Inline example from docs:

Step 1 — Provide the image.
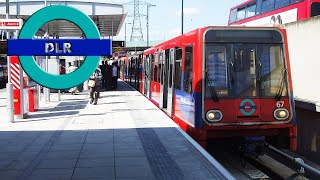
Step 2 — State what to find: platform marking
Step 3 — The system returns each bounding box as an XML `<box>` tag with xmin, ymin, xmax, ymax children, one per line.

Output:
<box><xmin>137</xmin><ymin>128</ymin><xmax>184</xmax><ymax>180</ymax></box>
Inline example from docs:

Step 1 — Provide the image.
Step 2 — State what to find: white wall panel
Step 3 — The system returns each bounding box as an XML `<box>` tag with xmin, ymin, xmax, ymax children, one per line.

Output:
<box><xmin>281</xmin><ymin>16</ymin><xmax>320</xmax><ymax>104</ymax></box>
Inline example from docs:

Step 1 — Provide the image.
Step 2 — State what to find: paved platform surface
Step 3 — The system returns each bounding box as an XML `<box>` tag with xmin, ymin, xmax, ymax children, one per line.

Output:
<box><xmin>0</xmin><ymin>81</ymin><xmax>233</xmax><ymax>180</ymax></box>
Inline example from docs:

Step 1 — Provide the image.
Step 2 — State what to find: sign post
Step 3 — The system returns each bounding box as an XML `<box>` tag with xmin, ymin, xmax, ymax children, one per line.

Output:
<box><xmin>2</xmin><ymin>0</ymin><xmax>23</xmax><ymax>123</ymax></box>
<box><xmin>7</xmin><ymin>5</ymin><xmax>112</xmax><ymax>90</ymax></box>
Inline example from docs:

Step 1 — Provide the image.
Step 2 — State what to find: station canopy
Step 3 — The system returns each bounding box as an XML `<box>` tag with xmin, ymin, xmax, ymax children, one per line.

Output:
<box><xmin>0</xmin><ymin>0</ymin><xmax>127</xmax><ymax>37</ymax></box>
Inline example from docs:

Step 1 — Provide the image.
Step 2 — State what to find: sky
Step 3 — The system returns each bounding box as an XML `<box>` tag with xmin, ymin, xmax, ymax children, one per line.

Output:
<box><xmin>114</xmin><ymin>0</ymin><xmax>245</xmax><ymax>42</ymax></box>
<box><xmin>0</xmin><ymin>0</ymin><xmax>246</xmax><ymax>41</ymax></box>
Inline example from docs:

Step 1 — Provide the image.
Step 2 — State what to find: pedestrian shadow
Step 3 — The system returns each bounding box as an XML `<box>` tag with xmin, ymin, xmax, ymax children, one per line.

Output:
<box><xmin>77</xmin><ymin>112</ymin><xmax>113</xmax><ymax>117</ymax></box>
<box><xmin>26</xmin><ymin>111</ymin><xmax>80</xmax><ymax>119</ymax></box>
<box><xmin>98</xmin><ymin>102</ymin><xmax>127</xmax><ymax>105</ymax></box>
<box><xmin>21</xmin><ymin>100</ymin><xmax>89</xmax><ymax>121</ymax></box>
<box><xmin>111</xmin><ymin>108</ymin><xmax>156</xmax><ymax>112</ymax></box>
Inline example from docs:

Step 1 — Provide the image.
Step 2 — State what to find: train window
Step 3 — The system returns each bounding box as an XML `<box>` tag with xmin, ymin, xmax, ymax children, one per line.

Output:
<box><xmin>311</xmin><ymin>3</ymin><xmax>320</xmax><ymax>17</ymax></box>
<box><xmin>261</xmin><ymin>0</ymin><xmax>275</xmax><ymax>14</ymax></box>
<box><xmin>164</xmin><ymin>49</ymin><xmax>170</xmax><ymax>85</ymax></box>
<box><xmin>237</xmin><ymin>8</ymin><xmax>246</xmax><ymax>20</ymax></box>
<box><xmin>151</xmin><ymin>54</ymin><xmax>156</xmax><ymax>82</ymax></box>
<box><xmin>158</xmin><ymin>53</ymin><xmax>162</xmax><ymax>83</ymax></box>
<box><xmin>275</xmin><ymin>0</ymin><xmax>289</xmax><ymax>9</ymax></box>
<box><xmin>234</xmin><ymin>45</ymin><xmax>258</xmax><ymax>98</ymax></box>
<box><xmin>183</xmin><ymin>45</ymin><xmax>193</xmax><ymax>93</ymax></box>
<box><xmin>153</xmin><ymin>64</ymin><xmax>158</xmax><ymax>82</ymax></box>
<box><xmin>169</xmin><ymin>63</ymin><xmax>173</xmax><ymax>88</ymax></box>
<box><xmin>175</xmin><ymin>48</ymin><xmax>182</xmax><ymax>90</ymax></box>
<box><xmin>205</xmin><ymin>44</ymin><xmax>230</xmax><ymax>98</ymax></box>
<box><xmin>259</xmin><ymin>45</ymin><xmax>288</xmax><ymax>97</ymax></box>
<box><xmin>229</xmin><ymin>9</ymin><xmax>237</xmax><ymax>23</ymax></box>
<box><xmin>246</xmin><ymin>4</ymin><xmax>257</xmax><ymax>18</ymax></box>
<box><xmin>290</xmin><ymin>0</ymin><xmax>303</xmax><ymax>4</ymax></box>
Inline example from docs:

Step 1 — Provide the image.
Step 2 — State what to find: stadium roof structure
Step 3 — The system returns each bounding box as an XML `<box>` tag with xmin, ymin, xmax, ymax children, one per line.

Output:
<box><xmin>0</xmin><ymin>0</ymin><xmax>127</xmax><ymax>37</ymax></box>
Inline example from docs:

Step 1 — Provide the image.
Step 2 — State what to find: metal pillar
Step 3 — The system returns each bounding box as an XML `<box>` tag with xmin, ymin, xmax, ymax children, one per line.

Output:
<box><xmin>146</xmin><ymin>4</ymin><xmax>155</xmax><ymax>47</ymax></box>
<box><xmin>56</xmin><ymin>34</ymin><xmax>61</xmax><ymax>101</ymax></box>
<box><xmin>43</xmin><ymin>0</ymin><xmax>50</xmax><ymax>103</ymax></box>
<box><xmin>125</xmin><ymin>23</ymin><xmax>131</xmax><ymax>47</ymax></box>
<box><xmin>147</xmin><ymin>5</ymin><xmax>149</xmax><ymax>47</ymax></box>
<box><xmin>111</xmin><ymin>19</ymin><xmax>114</xmax><ymax>41</ymax></box>
<box><xmin>6</xmin><ymin>0</ymin><xmax>14</xmax><ymax>123</ymax></box>
<box><xmin>181</xmin><ymin>0</ymin><xmax>184</xmax><ymax>34</ymax></box>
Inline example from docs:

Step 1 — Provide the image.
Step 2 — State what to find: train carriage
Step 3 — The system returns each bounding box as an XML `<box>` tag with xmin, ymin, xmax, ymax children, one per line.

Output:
<box><xmin>140</xmin><ymin>26</ymin><xmax>297</xmax><ymax>151</ymax></box>
<box><xmin>228</xmin><ymin>0</ymin><xmax>320</xmax><ymax>26</ymax></box>
<box><xmin>119</xmin><ymin>51</ymin><xmax>143</xmax><ymax>90</ymax></box>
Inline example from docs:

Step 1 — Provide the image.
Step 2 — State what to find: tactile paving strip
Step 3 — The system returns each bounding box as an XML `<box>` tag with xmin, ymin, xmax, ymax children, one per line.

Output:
<box><xmin>137</xmin><ymin>128</ymin><xmax>184</xmax><ymax>180</ymax></box>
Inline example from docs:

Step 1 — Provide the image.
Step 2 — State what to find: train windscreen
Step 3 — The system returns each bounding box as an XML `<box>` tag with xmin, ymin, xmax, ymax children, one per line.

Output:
<box><xmin>204</xmin><ymin>29</ymin><xmax>288</xmax><ymax>99</ymax></box>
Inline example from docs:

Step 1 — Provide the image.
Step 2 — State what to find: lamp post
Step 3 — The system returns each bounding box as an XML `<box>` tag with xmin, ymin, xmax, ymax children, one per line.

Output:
<box><xmin>181</xmin><ymin>0</ymin><xmax>184</xmax><ymax>34</ymax></box>
<box><xmin>125</xmin><ymin>22</ymin><xmax>131</xmax><ymax>47</ymax></box>
<box><xmin>147</xmin><ymin>4</ymin><xmax>156</xmax><ymax>47</ymax></box>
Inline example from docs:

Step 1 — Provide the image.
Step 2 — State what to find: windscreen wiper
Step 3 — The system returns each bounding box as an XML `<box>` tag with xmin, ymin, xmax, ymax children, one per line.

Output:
<box><xmin>275</xmin><ymin>69</ymin><xmax>288</xmax><ymax>101</ymax></box>
<box><xmin>205</xmin><ymin>71</ymin><xmax>219</xmax><ymax>102</ymax></box>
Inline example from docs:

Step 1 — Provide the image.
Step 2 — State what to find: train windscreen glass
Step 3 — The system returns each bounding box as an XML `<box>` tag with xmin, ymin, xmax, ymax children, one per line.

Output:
<box><xmin>205</xmin><ymin>29</ymin><xmax>288</xmax><ymax>99</ymax></box>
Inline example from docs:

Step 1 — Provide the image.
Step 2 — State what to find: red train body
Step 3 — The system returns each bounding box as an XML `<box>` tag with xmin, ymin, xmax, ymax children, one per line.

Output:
<box><xmin>120</xmin><ymin>26</ymin><xmax>297</xmax><ymax>151</ymax></box>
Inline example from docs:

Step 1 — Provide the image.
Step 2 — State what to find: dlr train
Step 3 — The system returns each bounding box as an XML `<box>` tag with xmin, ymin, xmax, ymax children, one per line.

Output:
<box><xmin>119</xmin><ymin>26</ymin><xmax>297</xmax><ymax>152</ymax></box>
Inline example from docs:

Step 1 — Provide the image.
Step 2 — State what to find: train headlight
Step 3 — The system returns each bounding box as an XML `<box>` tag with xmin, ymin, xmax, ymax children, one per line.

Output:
<box><xmin>206</xmin><ymin>110</ymin><xmax>223</xmax><ymax>122</ymax></box>
<box><xmin>274</xmin><ymin>108</ymin><xmax>289</xmax><ymax>120</ymax></box>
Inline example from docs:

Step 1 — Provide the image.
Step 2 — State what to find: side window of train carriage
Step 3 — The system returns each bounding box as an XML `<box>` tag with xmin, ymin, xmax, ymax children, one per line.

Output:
<box><xmin>153</xmin><ymin>54</ymin><xmax>158</xmax><ymax>82</ymax></box>
<box><xmin>175</xmin><ymin>48</ymin><xmax>183</xmax><ymax>90</ymax></box>
<box><xmin>157</xmin><ymin>53</ymin><xmax>161</xmax><ymax>83</ymax></box>
<box><xmin>183</xmin><ymin>45</ymin><xmax>193</xmax><ymax>94</ymax></box>
<box><xmin>205</xmin><ymin>44</ymin><xmax>230</xmax><ymax>98</ymax></box>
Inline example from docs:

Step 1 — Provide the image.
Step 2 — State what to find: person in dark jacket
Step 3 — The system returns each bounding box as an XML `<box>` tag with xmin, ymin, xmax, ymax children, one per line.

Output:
<box><xmin>89</xmin><ymin>67</ymin><xmax>102</xmax><ymax>105</ymax></box>
<box><xmin>100</xmin><ymin>61</ymin><xmax>107</xmax><ymax>90</ymax></box>
<box><xmin>106</xmin><ymin>63</ymin><xmax>113</xmax><ymax>90</ymax></box>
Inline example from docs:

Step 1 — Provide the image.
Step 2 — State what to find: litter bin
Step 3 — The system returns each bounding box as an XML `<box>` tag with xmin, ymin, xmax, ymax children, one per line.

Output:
<box><xmin>28</xmin><ymin>88</ymin><xmax>39</xmax><ymax>112</ymax></box>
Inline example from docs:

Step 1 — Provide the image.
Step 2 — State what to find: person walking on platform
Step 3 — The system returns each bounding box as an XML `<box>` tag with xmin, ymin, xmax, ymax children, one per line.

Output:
<box><xmin>88</xmin><ymin>67</ymin><xmax>102</xmax><ymax>105</ymax></box>
<box><xmin>100</xmin><ymin>61</ymin><xmax>107</xmax><ymax>90</ymax></box>
<box><xmin>67</xmin><ymin>62</ymin><xmax>78</xmax><ymax>95</ymax></box>
<box><xmin>112</xmin><ymin>63</ymin><xmax>118</xmax><ymax>90</ymax></box>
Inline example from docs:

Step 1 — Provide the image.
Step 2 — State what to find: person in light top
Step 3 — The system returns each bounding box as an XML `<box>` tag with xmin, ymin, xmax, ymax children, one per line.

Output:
<box><xmin>111</xmin><ymin>63</ymin><xmax>118</xmax><ymax>90</ymax></box>
<box><xmin>67</xmin><ymin>62</ymin><xmax>78</xmax><ymax>95</ymax></box>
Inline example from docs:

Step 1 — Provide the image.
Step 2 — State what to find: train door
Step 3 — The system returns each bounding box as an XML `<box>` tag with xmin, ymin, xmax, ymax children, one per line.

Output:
<box><xmin>160</xmin><ymin>50</ymin><xmax>169</xmax><ymax>109</ymax></box>
<box><xmin>144</xmin><ymin>55</ymin><xmax>152</xmax><ymax>98</ymax></box>
<box><xmin>234</xmin><ymin>45</ymin><xmax>261</xmax><ymax>119</ymax></box>
<box><xmin>167</xmin><ymin>48</ymin><xmax>175</xmax><ymax>116</ymax></box>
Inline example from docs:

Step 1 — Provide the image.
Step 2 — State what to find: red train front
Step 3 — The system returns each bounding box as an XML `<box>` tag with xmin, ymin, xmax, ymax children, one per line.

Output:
<box><xmin>137</xmin><ymin>26</ymin><xmax>297</xmax><ymax>151</ymax></box>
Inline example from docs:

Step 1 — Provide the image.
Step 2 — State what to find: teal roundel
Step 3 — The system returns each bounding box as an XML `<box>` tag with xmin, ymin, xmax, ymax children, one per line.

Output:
<box><xmin>18</xmin><ymin>5</ymin><xmax>100</xmax><ymax>89</ymax></box>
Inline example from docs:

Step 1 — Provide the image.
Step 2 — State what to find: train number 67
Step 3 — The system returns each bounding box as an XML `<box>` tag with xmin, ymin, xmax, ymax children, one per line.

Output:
<box><xmin>276</xmin><ymin>101</ymin><xmax>285</xmax><ymax>108</ymax></box>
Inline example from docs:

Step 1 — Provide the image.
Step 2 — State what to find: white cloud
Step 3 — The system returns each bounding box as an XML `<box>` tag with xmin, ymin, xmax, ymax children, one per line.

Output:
<box><xmin>175</xmin><ymin>8</ymin><xmax>200</xmax><ymax>17</ymax></box>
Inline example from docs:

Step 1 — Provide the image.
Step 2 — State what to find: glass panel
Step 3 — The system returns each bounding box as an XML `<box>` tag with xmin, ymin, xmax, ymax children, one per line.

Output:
<box><xmin>229</xmin><ymin>9</ymin><xmax>237</xmax><ymax>23</ymax></box>
<box><xmin>311</xmin><ymin>3</ymin><xmax>320</xmax><ymax>17</ymax></box>
<box><xmin>275</xmin><ymin>0</ymin><xmax>290</xmax><ymax>9</ymax></box>
<box><xmin>234</xmin><ymin>45</ymin><xmax>258</xmax><ymax>97</ymax></box>
<box><xmin>158</xmin><ymin>56</ymin><xmax>162</xmax><ymax>83</ymax></box>
<box><xmin>261</xmin><ymin>0</ymin><xmax>275</xmax><ymax>13</ymax></box>
<box><xmin>237</xmin><ymin>8</ymin><xmax>246</xmax><ymax>20</ymax></box>
<box><xmin>246</xmin><ymin>4</ymin><xmax>257</xmax><ymax>18</ymax></box>
<box><xmin>153</xmin><ymin>65</ymin><xmax>158</xmax><ymax>81</ymax></box>
<box><xmin>183</xmin><ymin>46</ymin><xmax>193</xmax><ymax>93</ymax></box>
<box><xmin>258</xmin><ymin>45</ymin><xmax>288</xmax><ymax>97</ymax></box>
<box><xmin>205</xmin><ymin>44</ymin><xmax>231</xmax><ymax>98</ymax></box>
<box><xmin>290</xmin><ymin>0</ymin><xmax>303</xmax><ymax>4</ymax></box>
<box><xmin>175</xmin><ymin>48</ymin><xmax>182</xmax><ymax>90</ymax></box>
<box><xmin>169</xmin><ymin>64</ymin><xmax>173</xmax><ymax>88</ymax></box>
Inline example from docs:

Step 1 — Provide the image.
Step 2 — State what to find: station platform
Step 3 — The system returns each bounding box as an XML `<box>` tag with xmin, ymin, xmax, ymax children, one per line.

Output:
<box><xmin>0</xmin><ymin>81</ymin><xmax>234</xmax><ymax>180</ymax></box>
